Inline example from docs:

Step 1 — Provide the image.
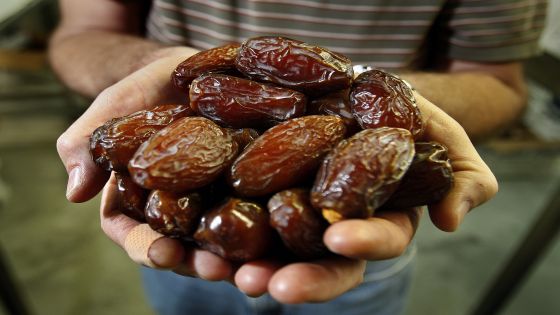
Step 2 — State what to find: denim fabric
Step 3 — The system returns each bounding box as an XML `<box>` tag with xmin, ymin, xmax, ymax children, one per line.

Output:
<box><xmin>141</xmin><ymin>245</ymin><xmax>416</xmax><ymax>315</ymax></box>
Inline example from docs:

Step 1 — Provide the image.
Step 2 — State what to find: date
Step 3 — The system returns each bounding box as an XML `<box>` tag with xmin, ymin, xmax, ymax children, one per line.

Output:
<box><xmin>171</xmin><ymin>43</ymin><xmax>240</xmax><ymax>92</ymax></box>
<box><xmin>226</xmin><ymin>128</ymin><xmax>260</xmax><ymax>150</ymax></box>
<box><xmin>268</xmin><ymin>188</ymin><xmax>330</xmax><ymax>260</ymax></box>
<box><xmin>190</xmin><ymin>74</ymin><xmax>307</xmax><ymax>128</ymax></box>
<box><xmin>115</xmin><ymin>172</ymin><xmax>149</xmax><ymax>222</ymax></box>
<box><xmin>382</xmin><ymin>142</ymin><xmax>454</xmax><ymax>209</ymax></box>
<box><xmin>311</xmin><ymin>127</ymin><xmax>415</xmax><ymax>223</ymax></box>
<box><xmin>235</xmin><ymin>36</ymin><xmax>353</xmax><ymax>96</ymax></box>
<box><xmin>145</xmin><ymin>190</ymin><xmax>203</xmax><ymax>239</ymax></box>
<box><xmin>350</xmin><ymin>70</ymin><xmax>423</xmax><ymax>139</ymax></box>
<box><xmin>194</xmin><ymin>198</ymin><xmax>274</xmax><ymax>262</ymax></box>
<box><xmin>128</xmin><ymin>117</ymin><xmax>239</xmax><ymax>192</ymax></box>
<box><xmin>90</xmin><ymin>105</ymin><xmax>194</xmax><ymax>172</ymax></box>
<box><xmin>230</xmin><ymin>115</ymin><xmax>346</xmax><ymax>197</ymax></box>
<box><xmin>308</xmin><ymin>89</ymin><xmax>361</xmax><ymax>135</ymax></box>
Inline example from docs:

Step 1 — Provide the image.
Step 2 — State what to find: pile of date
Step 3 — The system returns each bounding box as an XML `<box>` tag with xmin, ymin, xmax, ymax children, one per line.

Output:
<box><xmin>90</xmin><ymin>36</ymin><xmax>454</xmax><ymax>262</ymax></box>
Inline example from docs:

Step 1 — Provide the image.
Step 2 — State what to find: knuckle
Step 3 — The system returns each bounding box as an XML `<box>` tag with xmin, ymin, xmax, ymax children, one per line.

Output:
<box><xmin>56</xmin><ymin>133</ymin><xmax>75</xmax><ymax>159</ymax></box>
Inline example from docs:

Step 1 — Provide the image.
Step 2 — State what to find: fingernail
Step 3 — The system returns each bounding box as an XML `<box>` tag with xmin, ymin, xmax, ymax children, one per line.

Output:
<box><xmin>66</xmin><ymin>167</ymin><xmax>82</xmax><ymax>199</ymax></box>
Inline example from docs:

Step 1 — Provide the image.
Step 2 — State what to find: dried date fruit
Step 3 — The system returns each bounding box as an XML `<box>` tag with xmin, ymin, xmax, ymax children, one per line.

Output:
<box><xmin>226</xmin><ymin>128</ymin><xmax>260</xmax><ymax>150</ymax></box>
<box><xmin>190</xmin><ymin>74</ymin><xmax>306</xmax><ymax>128</ymax></box>
<box><xmin>350</xmin><ymin>70</ymin><xmax>423</xmax><ymax>139</ymax></box>
<box><xmin>194</xmin><ymin>198</ymin><xmax>274</xmax><ymax>262</ymax></box>
<box><xmin>311</xmin><ymin>127</ymin><xmax>415</xmax><ymax>223</ymax></box>
<box><xmin>115</xmin><ymin>173</ymin><xmax>149</xmax><ymax>222</ymax></box>
<box><xmin>382</xmin><ymin>142</ymin><xmax>453</xmax><ymax>209</ymax></box>
<box><xmin>145</xmin><ymin>190</ymin><xmax>203</xmax><ymax>239</ymax></box>
<box><xmin>90</xmin><ymin>105</ymin><xmax>194</xmax><ymax>172</ymax></box>
<box><xmin>309</xmin><ymin>89</ymin><xmax>361</xmax><ymax>135</ymax></box>
<box><xmin>230</xmin><ymin>115</ymin><xmax>346</xmax><ymax>197</ymax></box>
<box><xmin>235</xmin><ymin>36</ymin><xmax>353</xmax><ymax>96</ymax></box>
<box><xmin>171</xmin><ymin>43</ymin><xmax>240</xmax><ymax>92</ymax></box>
<box><xmin>128</xmin><ymin>117</ymin><xmax>239</xmax><ymax>192</ymax></box>
<box><xmin>268</xmin><ymin>188</ymin><xmax>330</xmax><ymax>260</ymax></box>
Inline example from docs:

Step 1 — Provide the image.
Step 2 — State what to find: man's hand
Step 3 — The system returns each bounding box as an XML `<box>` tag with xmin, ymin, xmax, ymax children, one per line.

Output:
<box><xmin>56</xmin><ymin>55</ymin><xmax>497</xmax><ymax>303</ymax></box>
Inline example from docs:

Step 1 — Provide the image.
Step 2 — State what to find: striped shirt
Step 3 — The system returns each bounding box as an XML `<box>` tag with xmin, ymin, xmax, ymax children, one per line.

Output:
<box><xmin>146</xmin><ymin>0</ymin><xmax>547</xmax><ymax>71</ymax></box>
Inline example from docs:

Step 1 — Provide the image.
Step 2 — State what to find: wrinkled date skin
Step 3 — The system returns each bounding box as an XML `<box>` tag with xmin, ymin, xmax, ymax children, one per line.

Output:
<box><xmin>235</xmin><ymin>36</ymin><xmax>353</xmax><ymax>96</ymax></box>
<box><xmin>145</xmin><ymin>190</ymin><xmax>204</xmax><ymax>239</ymax></box>
<box><xmin>128</xmin><ymin>117</ymin><xmax>239</xmax><ymax>192</ymax></box>
<box><xmin>309</xmin><ymin>89</ymin><xmax>361</xmax><ymax>135</ymax></box>
<box><xmin>268</xmin><ymin>188</ymin><xmax>330</xmax><ymax>260</ymax></box>
<box><xmin>230</xmin><ymin>115</ymin><xmax>346</xmax><ymax>197</ymax></box>
<box><xmin>171</xmin><ymin>43</ymin><xmax>240</xmax><ymax>92</ymax></box>
<box><xmin>226</xmin><ymin>128</ymin><xmax>260</xmax><ymax>150</ymax></box>
<box><xmin>311</xmin><ymin>127</ymin><xmax>415</xmax><ymax>223</ymax></box>
<box><xmin>90</xmin><ymin>105</ymin><xmax>194</xmax><ymax>172</ymax></box>
<box><xmin>382</xmin><ymin>142</ymin><xmax>454</xmax><ymax>209</ymax></box>
<box><xmin>115</xmin><ymin>173</ymin><xmax>149</xmax><ymax>222</ymax></box>
<box><xmin>350</xmin><ymin>70</ymin><xmax>423</xmax><ymax>139</ymax></box>
<box><xmin>194</xmin><ymin>198</ymin><xmax>274</xmax><ymax>262</ymax></box>
<box><xmin>190</xmin><ymin>74</ymin><xmax>307</xmax><ymax>128</ymax></box>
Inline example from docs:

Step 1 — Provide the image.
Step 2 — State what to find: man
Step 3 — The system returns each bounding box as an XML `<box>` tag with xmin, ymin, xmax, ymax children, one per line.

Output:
<box><xmin>49</xmin><ymin>0</ymin><xmax>544</xmax><ymax>313</ymax></box>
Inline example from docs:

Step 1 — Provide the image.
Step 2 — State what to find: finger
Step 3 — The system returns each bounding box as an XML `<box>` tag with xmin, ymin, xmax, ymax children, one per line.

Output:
<box><xmin>101</xmin><ymin>173</ymin><xmax>233</xmax><ymax>279</ymax></box>
<box><xmin>173</xmin><ymin>248</ymin><xmax>234</xmax><ymax>281</ymax></box>
<box><xmin>58</xmin><ymin>55</ymin><xmax>189</xmax><ymax>202</ymax></box>
<box><xmin>416</xmin><ymin>93</ymin><xmax>498</xmax><ymax>231</ymax></box>
<box><xmin>234</xmin><ymin>260</ymin><xmax>285</xmax><ymax>297</ymax></box>
<box><xmin>323</xmin><ymin>208</ymin><xmax>422</xmax><ymax>260</ymax></box>
<box><xmin>100</xmin><ymin>174</ymin><xmax>184</xmax><ymax>269</ymax></box>
<box><xmin>268</xmin><ymin>258</ymin><xmax>366</xmax><ymax>304</ymax></box>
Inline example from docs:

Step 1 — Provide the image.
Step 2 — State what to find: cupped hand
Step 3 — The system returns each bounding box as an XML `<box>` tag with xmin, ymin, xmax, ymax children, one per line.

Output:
<box><xmin>57</xmin><ymin>53</ymin><xmax>497</xmax><ymax>305</ymax></box>
<box><xmin>234</xmin><ymin>92</ymin><xmax>498</xmax><ymax>303</ymax></box>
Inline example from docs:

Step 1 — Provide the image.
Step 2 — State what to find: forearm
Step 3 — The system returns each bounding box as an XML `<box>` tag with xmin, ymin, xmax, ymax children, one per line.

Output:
<box><xmin>48</xmin><ymin>31</ymin><xmax>197</xmax><ymax>98</ymax></box>
<box><xmin>400</xmin><ymin>71</ymin><xmax>526</xmax><ymax>141</ymax></box>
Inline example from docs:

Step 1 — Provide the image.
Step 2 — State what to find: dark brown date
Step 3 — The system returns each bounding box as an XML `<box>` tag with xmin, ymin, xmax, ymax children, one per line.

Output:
<box><xmin>90</xmin><ymin>105</ymin><xmax>194</xmax><ymax>172</ymax></box>
<box><xmin>190</xmin><ymin>74</ymin><xmax>307</xmax><ymax>128</ymax></box>
<box><xmin>311</xmin><ymin>127</ymin><xmax>415</xmax><ymax>223</ymax></box>
<box><xmin>115</xmin><ymin>173</ymin><xmax>149</xmax><ymax>222</ymax></box>
<box><xmin>309</xmin><ymin>89</ymin><xmax>361</xmax><ymax>135</ymax></box>
<box><xmin>171</xmin><ymin>43</ymin><xmax>240</xmax><ymax>92</ymax></box>
<box><xmin>145</xmin><ymin>190</ymin><xmax>203</xmax><ymax>239</ymax></box>
<box><xmin>382</xmin><ymin>142</ymin><xmax>454</xmax><ymax>209</ymax></box>
<box><xmin>268</xmin><ymin>188</ymin><xmax>330</xmax><ymax>260</ymax></box>
<box><xmin>194</xmin><ymin>198</ymin><xmax>274</xmax><ymax>262</ymax></box>
<box><xmin>235</xmin><ymin>36</ymin><xmax>353</xmax><ymax>96</ymax></box>
<box><xmin>350</xmin><ymin>70</ymin><xmax>423</xmax><ymax>139</ymax></box>
<box><xmin>226</xmin><ymin>128</ymin><xmax>260</xmax><ymax>150</ymax></box>
<box><xmin>128</xmin><ymin>117</ymin><xmax>239</xmax><ymax>192</ymax></box>
<box><xmin>230</xmin><ymin>115</ymin><xmax>346</xmax><ymax>197</ymax></box>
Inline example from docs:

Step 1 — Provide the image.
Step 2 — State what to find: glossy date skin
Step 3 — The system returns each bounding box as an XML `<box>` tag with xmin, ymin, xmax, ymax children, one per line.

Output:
<box><xmin>308</xmin><ymin>89</ymin><xmax>361</xmax><ymax>135</ymax></box>
<box><xmin>311</xmin><ymin>127</ymin><xmax>415</xmax><ymax>223</ymax></box>
<box><xmin>194</xmin><ymin>198</ymin><xmax>274</xmax><ymax>262</ymax></box>
<box><xmin>350</xmin><ymin>70</ymin><xmax>423</xmax><ymax>139</ymax></box>
<box><xmin>230</xmin><ymin>115</ymin><xmax>346</xmax><ymax>197</ymax></box>
<box><xmin>268</xmin><ymin>188</ymin><xmax>330</xmax><ymax>260</ymax></box>
<box><xmin>128</xmin><ymin>117</ymin><xmax>239</xmax><ymax>192</ymax></box>
<box><xmin>382</xmin><ymin>142</ymin><xmax>454</xmax><ymax>209</ymax></box>
<box><xmin>190</xmin><ymin>74</ymin><xmax>307</xmax><ymax>128</ymax></box>
<box><xmin>171</xmin><ymin>43</ymin><xmax>240</xmax><ymax>92</ymax></box>
<box><xmin>90</xmin><ymin>105</ymin><xmax>194</xmax><ymax>172</ymax></box>
<box><xmin>235</xmin><ymin>36</ymin><xmax>353</xmax><ymax>97</ymax></box>
<box><xmin>115</xmin><ymin>172</ymin><xmax>149</xmax><ymax>222</ymax></box>
<box><xmin>145</xmin><ymin>190</ymin><xmax>204</xmax><ymax>239</ymax></box>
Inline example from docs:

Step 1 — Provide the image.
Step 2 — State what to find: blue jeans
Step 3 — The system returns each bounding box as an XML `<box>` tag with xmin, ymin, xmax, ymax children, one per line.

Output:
<box><xmin>141</xmin><ymin>245</ymin><xmax>416</xmax><ymax>315</ymax></box>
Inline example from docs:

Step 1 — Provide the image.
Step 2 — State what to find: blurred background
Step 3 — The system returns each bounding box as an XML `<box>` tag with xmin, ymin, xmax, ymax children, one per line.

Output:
<box><xmin>0</xmin><ymin>1</ymin><xmax>559</xmax><ymax>314</ymax></box>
